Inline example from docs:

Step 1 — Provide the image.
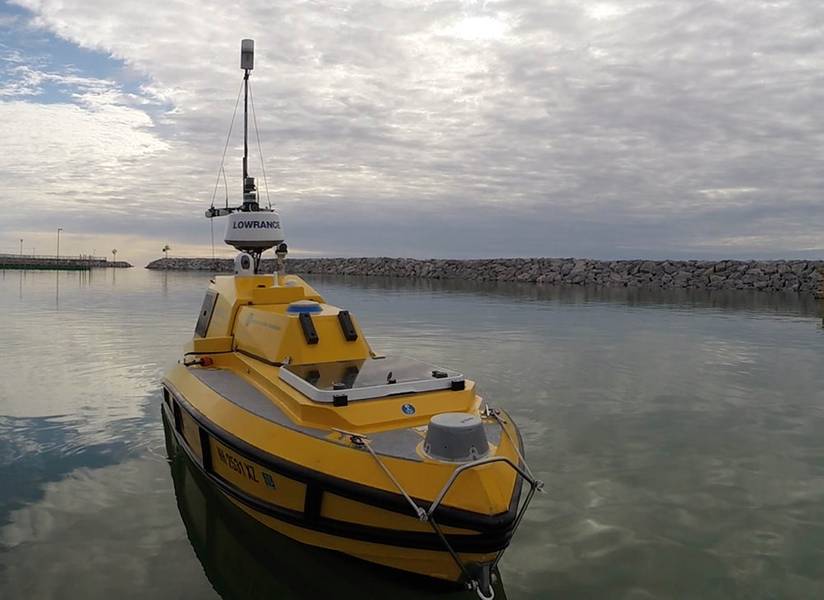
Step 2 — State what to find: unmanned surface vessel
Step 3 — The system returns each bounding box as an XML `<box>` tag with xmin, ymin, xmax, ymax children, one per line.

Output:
<box><xmin>161</xmin><ymin>39</ymin><xmax>542</xmax><ymax>598</ymax></box>
<box><xmin>164</xmin><ymin>418</ymin><xmax>510</xmax><ymax>600</ymax></box>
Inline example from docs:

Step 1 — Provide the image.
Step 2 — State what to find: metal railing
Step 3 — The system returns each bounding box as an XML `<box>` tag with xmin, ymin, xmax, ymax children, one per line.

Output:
<box><xmin>337</xmin><ymin>425</ymin><xmax>544</xmax><ymax>600</ymax></box>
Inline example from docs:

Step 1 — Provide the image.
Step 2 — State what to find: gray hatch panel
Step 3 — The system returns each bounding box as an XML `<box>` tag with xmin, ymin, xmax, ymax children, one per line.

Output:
<box><xmin>190</xmin><ymin>368</ymin><xmax>326</xmax><ymax>439</ymax></box>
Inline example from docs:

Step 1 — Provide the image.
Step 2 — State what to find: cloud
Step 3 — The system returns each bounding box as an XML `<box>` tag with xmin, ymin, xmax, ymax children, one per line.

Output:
<box><xmin>2</xmin><ymin>0</ymin><xmax>824</xmax><ymax>262</ymax></box>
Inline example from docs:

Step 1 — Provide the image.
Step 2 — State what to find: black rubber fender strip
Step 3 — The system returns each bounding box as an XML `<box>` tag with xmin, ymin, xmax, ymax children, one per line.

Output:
<box><xmin>299</xmin><ymin>312</ymin><xmax>319</xmax><ymax>345</ymax></box>
<box><xmin>337</xmin><ymin>310</ymin><xmax>358</xmax><ymax>341</ymax></box>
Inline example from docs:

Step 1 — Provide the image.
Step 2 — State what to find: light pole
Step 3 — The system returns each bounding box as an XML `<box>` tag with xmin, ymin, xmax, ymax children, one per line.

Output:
<box><xmin>112</xmin><ymin>249</ymin><xmax>117</xmax><ymax>263</ymax></box>
<box><xmin>19</xmin><ymin>238</ymin><xmax>23</xmax><ymax>256</ymax></box>
<box><xmin>57</xmin><ymin>228</ymin><xmax>63</xmax><ymax>259</ymax></box>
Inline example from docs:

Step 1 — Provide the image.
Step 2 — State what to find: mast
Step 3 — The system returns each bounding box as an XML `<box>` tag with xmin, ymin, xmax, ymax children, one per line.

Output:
<box><xmin>206</xmin><ymin>40</ymin><xmax>285</xmax><ymax>277</ymax></box>
<box><xmin>240</xmin><ymin>39</ymin><xmax>257</xmax><ymax>211</ymax></box>
<box><xmin>243</xmin><ymin>68</ymin><xmax>249</xmax><ymax>187</ymax></box>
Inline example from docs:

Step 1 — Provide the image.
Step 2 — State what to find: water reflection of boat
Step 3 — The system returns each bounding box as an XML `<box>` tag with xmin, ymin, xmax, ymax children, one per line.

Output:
<box><xmin>163</xmin><ymin>414</ymin><xmax>508</xmax><ymax>600</ymax></box>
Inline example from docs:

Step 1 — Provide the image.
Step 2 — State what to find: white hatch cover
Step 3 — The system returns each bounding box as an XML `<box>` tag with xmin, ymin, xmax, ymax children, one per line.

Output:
<box><xmin>279</xmin><ymin>356</ymin><xmax>465</xmax><ymax>403</ymax></box>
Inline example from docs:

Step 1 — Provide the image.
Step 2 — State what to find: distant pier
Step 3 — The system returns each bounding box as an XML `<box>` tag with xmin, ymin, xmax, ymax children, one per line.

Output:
<box><xmin>0</xmin><ymin>254</ymin><xmax>133</xmax><ymax>271</ymax></box>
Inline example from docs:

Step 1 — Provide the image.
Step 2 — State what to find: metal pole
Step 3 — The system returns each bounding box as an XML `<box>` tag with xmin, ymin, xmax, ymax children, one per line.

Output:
<box><xmin>57</xmin><ymin>228</ymin><xmax>63</xmax><ymax>259</ymax></box>
<box><xmin>19</xmin><ymin>239</ymin><xmax>23</xmax><ymax>256</ymax></box>
<box><xmin>243</xmin><ymin>69</ymin><xmax>249</xmax><ymax>189</ymax></box>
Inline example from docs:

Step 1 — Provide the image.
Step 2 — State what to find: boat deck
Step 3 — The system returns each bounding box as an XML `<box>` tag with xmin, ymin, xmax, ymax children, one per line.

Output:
<box><xmin>189</xmin><ymin>367</ymin><xmax>501</xmax><ymax>462</ymax></box>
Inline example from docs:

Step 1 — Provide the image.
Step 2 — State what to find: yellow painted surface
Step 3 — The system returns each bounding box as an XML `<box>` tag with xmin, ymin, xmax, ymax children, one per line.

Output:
<box><xmin>320</xmin><ymin>492</ymin><xmax>475</xmax><ymax>534</ymax></box>
<box><xmin>232</xmin><ymin>307</ymin><xmax>290</xmax><ymax>363</ymax></box>
<box><xmin>229</xmin><ymin>495</ymin><xmax>498</xmax><ymax>582</ymax></box>
<box><xmin>191</xmin><ymin>336</ymin><xmax>233</xmax><ymax>353</ymax></box>
<box><xmin>203</xmin><ymin>274</ymin><xmax>324</xmax><ymax>339</ymax></box>
<box><xmin>200</xmin><ymin>273</ymin><xmax>371</xmax><ymax>365</ymax></box>
<box><xmin>250</xmin><ymin>285</ymin><xmax>305</xmax><ymax>305</ymax></box>
<box><xmin>166</xmin><ymin>271</ymin><xmax>525</xmax><ymax>578</ymax></box>
<box><xmin>167</xmin><ymin>364</ymin><xmax>517</xmax><ymax>516</ymax></box>
<box><xmin>210</xmin><ymin>438</ymin><xmax>306</xmax><ymax>512</ymax></box>
<box><xmin>233</xmin><ymin>304</ymin><xmax>371</xmax><ymax>365</ymax></box>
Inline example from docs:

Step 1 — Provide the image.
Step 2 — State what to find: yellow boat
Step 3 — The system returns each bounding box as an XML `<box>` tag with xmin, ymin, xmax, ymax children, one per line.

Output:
<box><xmin>164</xmin><ymin>413</ymin><xmax>510</xmax><ymax>599</ymax></box>
<box><xmin>162</xmin><ymin>39</ymin><xmax>541</xmax><ymax>599</ymax></box>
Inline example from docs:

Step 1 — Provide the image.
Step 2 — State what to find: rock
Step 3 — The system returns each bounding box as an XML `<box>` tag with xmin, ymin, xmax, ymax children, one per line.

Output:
<box><xmin>661</xmin><ymin>261</ymin><xmax>677</xmax><ymax>274</ymax></box>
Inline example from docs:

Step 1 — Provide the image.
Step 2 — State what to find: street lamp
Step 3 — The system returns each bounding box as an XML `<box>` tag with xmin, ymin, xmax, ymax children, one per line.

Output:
<box><xmin>19</xmin><ymin>238</ymin><xmax>23</xmax><ymax>256</ymax></box>
<box><xmin>112</xmin><ymin>249</ymin><xmax>117</xmax><ymax>262</ymax></box>
<box><xmin>57</xmin><ymin>228</ymin><xmax>63</xmax><ymax>259</ymax></box>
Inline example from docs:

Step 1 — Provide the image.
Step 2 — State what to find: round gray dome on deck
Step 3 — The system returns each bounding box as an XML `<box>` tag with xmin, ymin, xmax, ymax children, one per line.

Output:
<box><xmin>424</xmin><ymin>412</ymin><xmax>490</xmax><ymax>462</ymax></box>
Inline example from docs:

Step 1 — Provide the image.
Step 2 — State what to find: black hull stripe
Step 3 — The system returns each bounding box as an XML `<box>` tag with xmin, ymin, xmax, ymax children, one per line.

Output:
<box><xmin>162</xmin><ymin>403</ymin><xmax>515</xmax><ymax>553</ymax></box>
<box><xmin>163</xmin><ymin>381</ymin><xmax>523</xmax><ymax>533</ymax></box>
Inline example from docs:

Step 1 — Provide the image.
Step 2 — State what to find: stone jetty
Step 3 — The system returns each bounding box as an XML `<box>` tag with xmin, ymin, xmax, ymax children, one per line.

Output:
<box><xmin>1</xmin><ymin>255</ymin><xmax>133</xmax><ymax>270</ymax></box>
<box><xmin>145</xmin><ymin>257</ymin><xmax>824</xmax><ymax>296</ymax></box>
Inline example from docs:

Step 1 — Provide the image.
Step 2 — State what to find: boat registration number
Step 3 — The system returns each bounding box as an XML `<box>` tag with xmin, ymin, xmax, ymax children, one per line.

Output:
<box><xmin>211</xmin><ymin>439</ymin><xmax>277</xmax><ymax>491</ymax></box>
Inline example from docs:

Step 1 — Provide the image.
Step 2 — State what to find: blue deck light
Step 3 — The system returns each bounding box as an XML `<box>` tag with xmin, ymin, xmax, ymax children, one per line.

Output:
<box><xmin>287</xmin><ymin>300</ymin><xmax>323</xmax><ymax>314</ymax></box>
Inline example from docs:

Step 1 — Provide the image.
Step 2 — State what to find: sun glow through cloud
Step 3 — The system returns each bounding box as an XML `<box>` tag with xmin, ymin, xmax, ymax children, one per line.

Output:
<box><xmin>445</xmin><ymin>16</ymin><xmax>510</xmax><ymax>41</ymax></box>
<box><xmin>585</xmin><ymin>3</ymin><xmax>626</xmax><ymax>20</ymax></box>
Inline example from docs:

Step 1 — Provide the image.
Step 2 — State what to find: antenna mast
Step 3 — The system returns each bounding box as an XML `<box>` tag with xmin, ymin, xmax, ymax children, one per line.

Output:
<box><xmin>204</xmin><ymin>40</ymin><xmax>285</xmax><ymax>277</ymax></box>
<box><xmin>240</xmin><ymin>39</ymin><xmax>257</xmax><ymax>211</ymax></box>
<box><xmin>243</xmin><ymin>69</ymin><xmax>249</xmax><ymax>186</ymax></box>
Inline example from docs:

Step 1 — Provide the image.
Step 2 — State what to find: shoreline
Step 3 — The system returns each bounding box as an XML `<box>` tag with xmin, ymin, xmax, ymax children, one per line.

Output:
<box><xmin>145</xmin><ymin>257</ymin><xmax>824</xmax><ymax>296</ymax></box>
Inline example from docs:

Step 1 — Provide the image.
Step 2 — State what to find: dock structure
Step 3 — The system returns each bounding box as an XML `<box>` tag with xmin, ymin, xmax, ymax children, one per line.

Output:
<box><xmin>0</xmin><ymin>254</ymin><xmax>132</xmax><ymax>271</ymax></box>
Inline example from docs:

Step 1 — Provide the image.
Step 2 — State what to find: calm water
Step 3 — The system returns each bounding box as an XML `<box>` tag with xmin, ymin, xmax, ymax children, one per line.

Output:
<box><xmin>2</xmin><ymin>268</ymin><xmax>824</xmax><ymax>599</ymax></box>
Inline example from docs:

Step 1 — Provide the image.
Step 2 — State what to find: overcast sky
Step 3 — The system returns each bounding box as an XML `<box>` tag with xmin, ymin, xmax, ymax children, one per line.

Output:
<box><xmin>1</xmin><ymin>0</ymin><xmax>823</xmax><ymax>265</ymax></box>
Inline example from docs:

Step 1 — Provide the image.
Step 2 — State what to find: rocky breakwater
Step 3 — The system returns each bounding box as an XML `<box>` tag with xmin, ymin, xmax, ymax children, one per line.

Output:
<box><xmin>0</xmin><ymin>255</ymin><xmax>133</xmax><ymax>269</ymax></box>
<box><xmin>146</xmin><ymin>257</ymin><xmax>824</xmax><ymax>296</ymax></box>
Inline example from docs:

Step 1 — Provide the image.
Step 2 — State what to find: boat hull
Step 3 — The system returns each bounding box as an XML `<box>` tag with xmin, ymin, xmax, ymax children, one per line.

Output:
<box><xmin>166</xmin><ymin>417</ymin><xmax>511</xmax><ymax>598</ymax></box>
<box><xmin>160</xmin><ymin>387</ymin><xmax>521</xmax><ymax>582</ymax></box>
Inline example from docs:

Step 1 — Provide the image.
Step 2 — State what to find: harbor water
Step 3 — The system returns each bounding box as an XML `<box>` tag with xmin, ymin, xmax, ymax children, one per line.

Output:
<box><xmin>1</xmin><ymin>268</ymin><xmax>824</xmax><ymax>599</ymax></box>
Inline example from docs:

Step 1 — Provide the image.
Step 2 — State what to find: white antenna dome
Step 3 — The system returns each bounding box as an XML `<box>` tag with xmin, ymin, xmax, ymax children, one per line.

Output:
<box><xmin>224</xmin><ymin>210</ymin><xmax>284</xmax><ymax>253</ymax></box>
